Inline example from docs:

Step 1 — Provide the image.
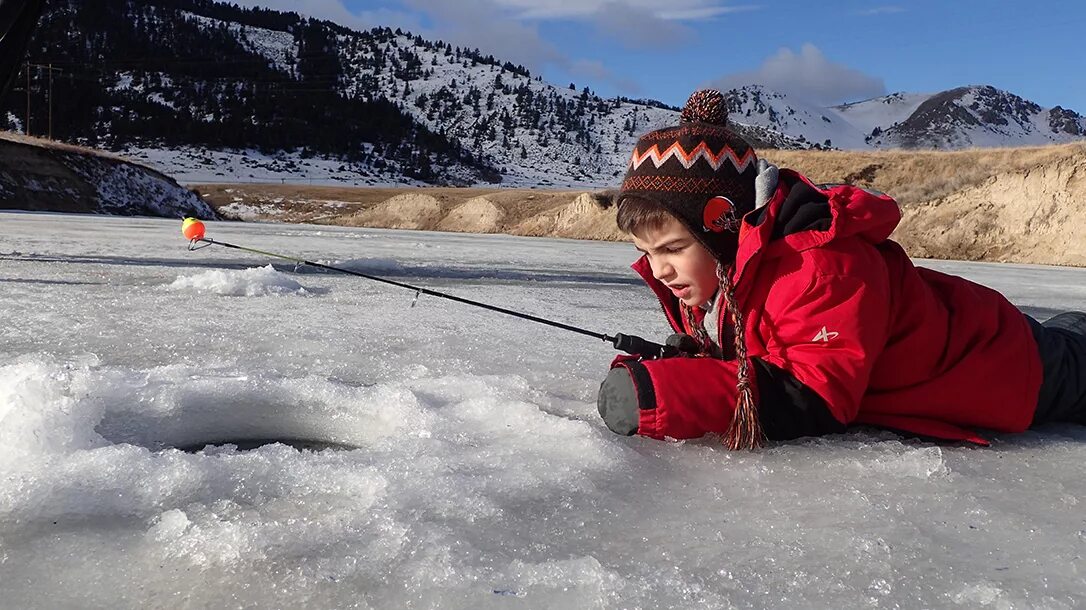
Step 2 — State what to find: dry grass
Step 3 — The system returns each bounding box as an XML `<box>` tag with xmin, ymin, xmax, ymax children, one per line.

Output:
<box><xmin>192</xmin><ymin>184</ymin><xmax>590</xmax><ymax>230</ymax></box>
<box><xmin>764</xmin><ymin>142</ymin><xmax>1086</xmax><ymax>206</ymax></box>
<box><xmin>6</xmin><ymin>128</ymin><xmax>1086</xmax><ymax>265</ymax></box>
<box><xmin>196</xmin><ymin>142</ymin><xmax>1086</xmax><ymax>266</ymax></box>
<box><xmin>0</xmin><ymin>130</ymin><xmax>130</xmax><ymax>160</ymax></box>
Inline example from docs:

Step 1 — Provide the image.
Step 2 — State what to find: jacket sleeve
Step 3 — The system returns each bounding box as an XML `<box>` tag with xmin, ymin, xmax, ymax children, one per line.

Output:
<box><xmin>757</xmin><ymin>267</ymin><xmax>891</xmax><ymax>426</ymax></box>
<box><xmin>612</xmin><ymin>357</ymin><xmax>742</xmax><ymax>440</ymax></box>
<box><xmin>611</xmin><ymin>355</ymin><xmax>848</xmax><ymax>441</ymax></box>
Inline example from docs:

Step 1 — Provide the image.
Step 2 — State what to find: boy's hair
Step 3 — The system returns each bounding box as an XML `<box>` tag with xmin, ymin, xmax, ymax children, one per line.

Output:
<box><xmin>615</xmin><ymin>195</ymin><xmax>676</xmax><ymax>235</ymax></box>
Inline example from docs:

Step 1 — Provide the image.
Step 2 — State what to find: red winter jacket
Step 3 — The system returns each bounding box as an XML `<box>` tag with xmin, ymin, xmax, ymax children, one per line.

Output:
<box><xmin>617</xmin><ymin>170</ymin><xmax>1043</xmax><ymax>444</ymax></box>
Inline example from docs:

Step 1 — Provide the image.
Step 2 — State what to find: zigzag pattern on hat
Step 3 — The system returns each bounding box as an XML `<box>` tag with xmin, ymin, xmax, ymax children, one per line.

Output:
<box><xmin>629</xmin><ymin>141</ymin><xmax>755</xmax><ymax>174</ymax></box>
<box><xmin>621</xmin><ymin>174</ymin><xmax>745</xmax><ymax>194</ymax></box>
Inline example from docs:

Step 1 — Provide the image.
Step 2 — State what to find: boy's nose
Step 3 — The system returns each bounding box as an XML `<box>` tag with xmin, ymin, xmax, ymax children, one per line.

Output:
<box><xmin>651</xmin><ymin>259</ymin><xmax>675</xmax><ymax>282</ymax></box>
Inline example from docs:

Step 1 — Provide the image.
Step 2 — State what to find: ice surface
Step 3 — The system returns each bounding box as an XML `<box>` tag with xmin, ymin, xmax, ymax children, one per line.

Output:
<box><xmin>2</xmin><ymin>211</ymin><xmax>1085</xmax><ymax>608</ymax></box>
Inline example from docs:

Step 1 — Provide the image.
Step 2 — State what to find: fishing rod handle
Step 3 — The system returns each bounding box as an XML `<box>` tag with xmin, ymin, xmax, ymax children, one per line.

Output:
<box><xmin>610</xmin><ymin>333</ymin><xmax>677</xmax><ymax>360</ymax></box>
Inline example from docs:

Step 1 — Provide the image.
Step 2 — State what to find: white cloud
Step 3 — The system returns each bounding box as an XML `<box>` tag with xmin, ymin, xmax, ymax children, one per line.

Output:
<box><xmin>710</xmin><ymin>43</ymin><xmax>886</xmax><ymax>105</ymax></box>
<box><xmin>568</xmin><ymin>59</ymin><xmax>611</xmax><ymax>81</ymax></box>
<box><xmin>402</xmin><ymin>0</ymin><xmax>563</xmax><ymax>72</ymax></box>
<box><xmin>857</xmin><ymin>6</ymin><xmax>905</xmax><ymax>16</ymax></box>
<box><xmin>656</xmin><ymin>5</ymin><xmax>760</xmax><ymax>19</ymax></box>
<box><xmin>592</xmin><ymin>2</ymin><xmax>695</xmax><ymax>48</ymax></box>
<box><xmin>476</xmin><ymin>0</ymin><xmax>752</xmax><ymax>20</ymax></box>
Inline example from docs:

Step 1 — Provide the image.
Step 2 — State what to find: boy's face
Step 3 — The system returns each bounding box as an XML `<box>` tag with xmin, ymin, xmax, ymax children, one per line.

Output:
<box><xmin>632</xmin><ymin>216</ymin><xmax>719</xmax><ymax>307</ymax></box>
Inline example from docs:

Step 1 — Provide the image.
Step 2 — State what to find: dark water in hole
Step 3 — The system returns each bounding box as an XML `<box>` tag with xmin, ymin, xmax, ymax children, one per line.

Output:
<box><xmin>175</xmin><ymin>438</ymin><xmax>358</xmax><ymax>452</ymax></box>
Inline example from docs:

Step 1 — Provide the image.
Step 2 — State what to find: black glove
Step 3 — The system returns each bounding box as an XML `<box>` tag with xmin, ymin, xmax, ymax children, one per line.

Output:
<box><xmin>597</xmin><ymin>367</ymin><xmax>640</xmax><ymax>435</ymax></box>
<box><xmin>665</xmin><ymin>333</ymin><xmax>702</xmax><ymax>356</ymax></box>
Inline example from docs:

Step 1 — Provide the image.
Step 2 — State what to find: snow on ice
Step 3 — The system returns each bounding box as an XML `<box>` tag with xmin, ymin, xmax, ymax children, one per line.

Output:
<box><xmin>169</xmin><ymin>265</ymin><xmax>309</xmax><ymax>297</ymax></box>
<box><xmin>1</xmin><ymin>211</ymin><xmax>1085</xmax><ymax>608</ymax></box>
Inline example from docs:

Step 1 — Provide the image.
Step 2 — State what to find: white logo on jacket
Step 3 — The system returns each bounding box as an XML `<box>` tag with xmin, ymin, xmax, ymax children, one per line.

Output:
<box><xmin>812</xmin><ymin>326</ymin><xmax>839</xmax><ymax>342</ymax></box>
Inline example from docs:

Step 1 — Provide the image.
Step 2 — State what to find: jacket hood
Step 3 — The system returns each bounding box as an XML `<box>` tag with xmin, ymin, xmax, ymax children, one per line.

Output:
<box><xmin>733</xmin><ymin>170</ymin><xmax>902</xmax><ymax>280</ymax></box>
<box><xmin>632</xmin><ymin>169</ymin><xmax>902</xmax><ymax>331</ymax></box>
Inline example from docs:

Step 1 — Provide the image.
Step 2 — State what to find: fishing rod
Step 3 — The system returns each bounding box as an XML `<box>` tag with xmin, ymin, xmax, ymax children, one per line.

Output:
<box><xmin>181</xmin><ymin>218</ymin><xmax>674</xmax><ymax>359</ymax></box>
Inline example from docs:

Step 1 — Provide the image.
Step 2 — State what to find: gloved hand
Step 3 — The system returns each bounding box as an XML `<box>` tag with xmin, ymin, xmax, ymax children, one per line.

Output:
<box><xmin>665</xmin><ymin>333</ymin><xmax>702</xmax><ymax>356</ymax></box>
<box><xmin>597</xmin><ymin>367</ymin><xmax>641</xmax><ymax>435</ymax></box>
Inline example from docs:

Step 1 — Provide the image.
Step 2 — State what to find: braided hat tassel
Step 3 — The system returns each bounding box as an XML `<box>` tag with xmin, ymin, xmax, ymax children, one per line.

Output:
<box><xmin>717</xmin><ymin>262</ymin><xmax>765</xmax><ymax>450</ymax></box>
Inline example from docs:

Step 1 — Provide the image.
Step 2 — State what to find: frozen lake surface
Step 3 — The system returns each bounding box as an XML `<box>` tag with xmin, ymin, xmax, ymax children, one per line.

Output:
<box><xmin>2</xmin><ymin>212</ymin><xmax>1085</xmax><ymax>608</ymax></box>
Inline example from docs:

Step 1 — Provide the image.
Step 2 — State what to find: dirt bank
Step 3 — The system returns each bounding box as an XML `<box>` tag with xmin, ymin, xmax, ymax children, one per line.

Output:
<box><xmin>193</xmin><ymin>142</ymin><xmax>1086</xmax><ymax>266</ymax></box>
<box><xmin>195</xmin><ymin>183</ymin><xmax>617</xmax><ymax>240</ymax></box>
<box><xmin>0</xmin><ymin>131</ymin><xmax>215</xmax><ymax>218</ymax></box>
<box><xmin>4</xmin><ymin>130</ymin><xmax>1083</xmax><ymax>267</ymax></box>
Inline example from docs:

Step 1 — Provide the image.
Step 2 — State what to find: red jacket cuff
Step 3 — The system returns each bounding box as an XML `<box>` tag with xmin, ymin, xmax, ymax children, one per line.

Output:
<box><xmin>629</xmin><ymin>357</ymin><xmax>746</xmax><ymax>440</ymax></box>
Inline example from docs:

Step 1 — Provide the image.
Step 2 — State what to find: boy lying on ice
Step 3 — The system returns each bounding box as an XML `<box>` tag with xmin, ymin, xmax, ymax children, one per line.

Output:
<box><xmin>597</xmin><ymin>89</ymin><xmax>1086</xmax><ymax>449</ymax></box>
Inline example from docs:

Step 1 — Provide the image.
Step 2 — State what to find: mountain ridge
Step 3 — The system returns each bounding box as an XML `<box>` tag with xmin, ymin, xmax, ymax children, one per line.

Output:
<box><xmin>4</xmin><ymin>0</ymin><xmax>1084</xmax><ymax>187</ymax></box>
<box><xmin>725</xmin><ymin>84</ymin><xmax>1086</xmax><ymax>151</ymax></box>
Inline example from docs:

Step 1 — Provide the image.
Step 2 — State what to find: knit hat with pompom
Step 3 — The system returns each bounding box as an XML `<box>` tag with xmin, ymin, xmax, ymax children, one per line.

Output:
<box><xmin>617</xmin><ymin>89</ymin><xmax>758</xmax><ymax>260</ymax></box>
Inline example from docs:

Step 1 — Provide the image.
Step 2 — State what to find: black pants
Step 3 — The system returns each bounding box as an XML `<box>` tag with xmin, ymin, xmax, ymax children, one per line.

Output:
<box><xmin>1028</xmin><ymin>312</ymin><xmax>1086</xmax><ymax>425</ymax></box>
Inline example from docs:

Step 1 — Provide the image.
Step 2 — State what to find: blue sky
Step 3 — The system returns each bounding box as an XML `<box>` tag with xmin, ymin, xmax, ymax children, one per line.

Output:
<box><xmin>234</xmin><ymin>0</ymin><xmax>1086</xmax><ymax>110</ymax></box>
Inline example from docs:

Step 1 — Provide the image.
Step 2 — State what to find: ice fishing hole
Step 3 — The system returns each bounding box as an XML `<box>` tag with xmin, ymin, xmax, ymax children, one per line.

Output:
<box><xmin>95</xmin><ymin>393</ymin><xmax>365</xmax><ymax>453</ymax></box>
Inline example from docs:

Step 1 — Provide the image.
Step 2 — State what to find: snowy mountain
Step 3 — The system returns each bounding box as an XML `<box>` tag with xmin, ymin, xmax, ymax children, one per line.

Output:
<box><xmin>724</xmin><ymin>85</ymin><xmax>869</xmax><ymax>150</ymax></box>
<box><xmin>6</xmin><ymin>0</ymin><xmax>505</xmax><ymax>186</ymax></box>
<box><xmin>726</xmin><ymin>85</ymin><xmax>1086</xmax><ymax>151</ymax></box>
<box><xmin>6</xmin><ymin>1</ymin><xmax>1086</xmax><ymax>189</ymax></box>
<box><xmin>868</xmin><ymin>86</ymin><xmax>1086</xmax><ymax>149</ymax></box>
<box><xmin>2</xmin><ymin>0</ymin><xmax>653</xmax><ymax>187</ymax></box>
<box><xmin>4</xmin><ymin>0</ymin><xmax>814</xmax><ymax>188</ymax></box>
<box><xmin>833</xmin><ymin>92</ymin><xmax>932</xmax><ymax>138</ymax></box>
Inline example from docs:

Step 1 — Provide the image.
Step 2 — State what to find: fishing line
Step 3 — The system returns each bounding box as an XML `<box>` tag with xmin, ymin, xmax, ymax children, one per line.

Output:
<box><xmin>181</xmin><ymin>218</ymin><xmax>672</xmax><ymax>359</ymax></box>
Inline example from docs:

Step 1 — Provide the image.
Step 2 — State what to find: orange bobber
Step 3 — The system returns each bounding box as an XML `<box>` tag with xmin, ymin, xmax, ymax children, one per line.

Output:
<box><xmin>182</xmin><ymin>217</ymin><xmax>206</xmax><ymax>241</ymax></box>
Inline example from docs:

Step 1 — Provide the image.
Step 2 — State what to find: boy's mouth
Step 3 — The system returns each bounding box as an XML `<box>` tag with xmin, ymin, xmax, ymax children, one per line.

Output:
<box><xmin>668</xmin><ymin>284</ymin><xmax>691</xmax><ymax>299</ymax></box>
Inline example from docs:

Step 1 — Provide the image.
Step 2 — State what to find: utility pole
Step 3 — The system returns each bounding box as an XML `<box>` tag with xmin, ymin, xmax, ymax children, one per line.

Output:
<box><xmin>47</xmin><ymin>62</ymin><xmax>53</xmax><ymax>139</ymax></box>
<box><xmin>23</xmin><ymin>62</ymin><xmax>63</xmax><ymax>139</ymax></box>
<box><xmin>25</xmin><ymin>61</ymin><xmax>30</xmax><ymax>136</ymax></box>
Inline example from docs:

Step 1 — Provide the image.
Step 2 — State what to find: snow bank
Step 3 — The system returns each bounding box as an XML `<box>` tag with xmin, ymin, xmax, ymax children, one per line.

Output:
<box><xmin>168</xmin><ymin>265</ymin><xmax>309</xmax><ymax>296</ymax></box>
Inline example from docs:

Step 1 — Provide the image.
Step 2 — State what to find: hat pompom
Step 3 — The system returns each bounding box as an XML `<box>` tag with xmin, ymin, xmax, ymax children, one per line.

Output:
<box><xmin>680</xmin><ymin>89</ymin><xmax>728</xmax><ymax>127</ymax></box>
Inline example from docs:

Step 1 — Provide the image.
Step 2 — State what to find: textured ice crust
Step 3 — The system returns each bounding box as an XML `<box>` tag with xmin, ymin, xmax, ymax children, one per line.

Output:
<box><xmin>0</xmin><ymin>355</ymin><xmax>623</xmax><ymax>608</ymax></box>
<box><xmin>2</xmin><ymin>213</ymin><xmax>1086</xmax><ymax>608</ymax></box>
